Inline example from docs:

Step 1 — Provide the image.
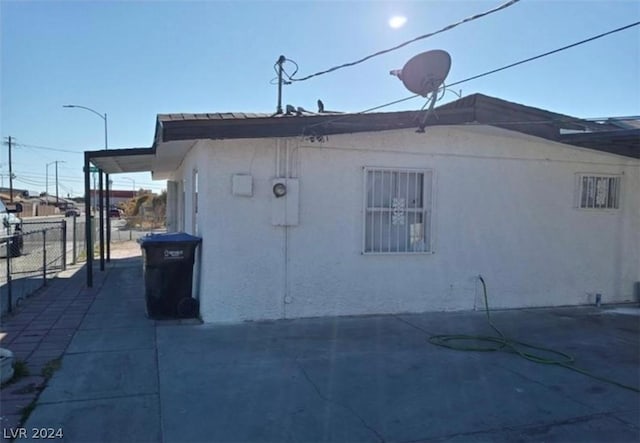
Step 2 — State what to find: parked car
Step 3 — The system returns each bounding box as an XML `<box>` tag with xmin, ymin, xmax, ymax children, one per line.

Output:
<box><xmin>109</xmin><ymin>208</ymin><xmax>121</xmax><ymax>218</ymax></box>
<box><xmin>0</xmin><ymin>200</ymin><xmax>23</xmax><ymax>257</ymax></box>
<box><xmin>65</xmin><ymin>207</ymin><xmax>81</xmax><ymax>217</ymax></box>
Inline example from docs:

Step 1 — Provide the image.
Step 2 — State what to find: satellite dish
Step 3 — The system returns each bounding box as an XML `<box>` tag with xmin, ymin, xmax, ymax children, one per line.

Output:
<box><xmin>391</xmin><ymin>50</ymin><xmax>451</xmax><ymax>96</ymax></box>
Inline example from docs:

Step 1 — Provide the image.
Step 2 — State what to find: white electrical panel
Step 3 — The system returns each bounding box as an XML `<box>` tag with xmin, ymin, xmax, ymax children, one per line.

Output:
<box><xmin>232</xmin><ymin>174</ymin><xmax>253</xmax><ymax>197</ymax></box>
<box><xmin>271</xmin><ymin>178</ymin><xmax>299</xmax><ymax>226</ymax></box>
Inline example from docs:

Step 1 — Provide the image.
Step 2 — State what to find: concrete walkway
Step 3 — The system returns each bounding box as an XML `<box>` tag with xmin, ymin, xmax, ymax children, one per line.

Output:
<box><xmin>0</xmin><ymin>263</ymin><xmax>110</xmax><ymax>435</ymax></box>
<box><xmin>1</xmin><ymin>246</ymin><xmax>639</xmax><ymax>442</ymax></box>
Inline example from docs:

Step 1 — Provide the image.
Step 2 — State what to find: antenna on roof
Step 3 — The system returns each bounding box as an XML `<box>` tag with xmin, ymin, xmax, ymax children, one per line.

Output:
<box><xmin>391</xmin><ymin>49</ymin><xmax>452</xmax><ymax>132</ymax></box>
<box><xmin>276</xmin><ymin>55</ymin><xmax>286</xmax><ymax>115</ymax></box>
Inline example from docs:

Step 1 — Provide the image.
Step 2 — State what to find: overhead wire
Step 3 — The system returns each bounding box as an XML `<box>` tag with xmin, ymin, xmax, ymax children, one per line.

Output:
<box><xmin>15</xmin><ymin>178</ymin><xmax>46</xmax><ymax>187</ymax></box>
<box><xmin>11</xmin><ymin>169</ymin><xmax>165</xmax><ymax>193</ymax></box>
<box><xmin>14</xmin><ymin>143</ymin><xmax>82</xmax><ymax>154</ymax></box>
<box><xmin>286</xmin><ymin>0</ymin><xmax>521</xmax><ymax>82</ymax></box>
<box><xmin>299</xmin><ymin>20</ymin><xmax>640</xmax><ymax>134</ymax></box>
<box><xmin>446</xmin><ymin>20</ymin><xmax>640</xmax><ymax>89</ymax></box>
<box><xmin>17</xmin><ymin>145</ymin><xmax>59</xmax><ymax>163</ymax></box>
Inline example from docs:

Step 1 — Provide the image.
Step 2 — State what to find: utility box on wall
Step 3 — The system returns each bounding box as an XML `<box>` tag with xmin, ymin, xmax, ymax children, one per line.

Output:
<box><xmin>271</xmin><ymin>178</ymin><xmax>299</xmax><ymax>226</ymax></box>
<box><xmin>232</xmin><ymin>174</ymin><xmax>253</xmax><ymax>197</ymax></box>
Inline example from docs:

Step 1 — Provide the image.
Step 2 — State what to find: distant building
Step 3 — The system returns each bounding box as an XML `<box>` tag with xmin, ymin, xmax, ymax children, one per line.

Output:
<box><xmin>0</xmin><ymin>187</ymin><xmax>29</xmax><ymax>201</ymax></box>
<box><xmin>89</xmin><ymin>189</ymin><xmax>138</xmax><ymax>206</ymax></box>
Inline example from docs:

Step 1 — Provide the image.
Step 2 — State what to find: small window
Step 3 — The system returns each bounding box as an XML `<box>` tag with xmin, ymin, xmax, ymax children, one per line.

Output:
<box><xmin>364</xmin><ymin>168</ymin><xmax>432</xmax><ymax>254</ymax></box>
<box><xmin>577</xmin><ymin>175</ymin><xmax>621</xmax><ymax>210</ymax></box>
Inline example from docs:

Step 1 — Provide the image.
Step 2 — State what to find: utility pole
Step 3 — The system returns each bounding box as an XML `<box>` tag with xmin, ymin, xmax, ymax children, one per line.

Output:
<box><xmin>55</xmin><ymin>161</ymin><xmax>59</xmax><ymax>205</ymax></box>
<box><xmin>46</xmin><ymin>160</ymin><xmax>65</xmax><ymax>206</ymax></box>
<box><xmin>4</xmin><ymin>136</ymin><xmax>14</xmax><ymax>202</ymax></box>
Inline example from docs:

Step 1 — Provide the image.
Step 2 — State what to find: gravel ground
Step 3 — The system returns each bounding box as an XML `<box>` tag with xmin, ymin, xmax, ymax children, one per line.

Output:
<box><xmin>109</xmin><ymin>240</ymin><xmax>142</xmax><ymax>259</ymax></box>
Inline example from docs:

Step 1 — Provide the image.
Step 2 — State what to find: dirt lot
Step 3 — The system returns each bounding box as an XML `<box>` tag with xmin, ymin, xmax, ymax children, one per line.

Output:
<box><xmin>109</xmin><ymin>240</ymin><xmax>142</xmax><ymax>259</ymax></box>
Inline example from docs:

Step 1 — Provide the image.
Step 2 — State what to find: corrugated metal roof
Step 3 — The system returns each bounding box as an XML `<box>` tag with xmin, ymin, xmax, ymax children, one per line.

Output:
<box><xmin>158</xmin><ymin>112</ymin><xmax>269</xmax><ymax>121</ymax></box>
<box><xmin>157</xmin><ymin>110</ymin><xmax>345</xmax><ymax>122</ymax></box>
<box><xmin>152</xmin><ymin>95</ymin><xmax>639</xmax><ymax>159</ymax></box>
<box><xmin>88</xmin><ymin>94</ymin><xmax>638</xmax><ymax>175</ymax></box>
<box><xmin>606</xmin><ymin>117</ymin><xmax>640</xmax><ymax>130</ymax></box>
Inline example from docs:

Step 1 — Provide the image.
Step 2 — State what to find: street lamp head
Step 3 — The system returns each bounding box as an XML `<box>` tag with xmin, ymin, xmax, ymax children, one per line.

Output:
<box><xmin>63</xmin><ymin>103</ymin><xmax>108</xmax><ymax>150</ymax></box>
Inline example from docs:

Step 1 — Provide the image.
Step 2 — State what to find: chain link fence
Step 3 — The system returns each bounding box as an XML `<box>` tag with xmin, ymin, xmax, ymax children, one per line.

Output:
<box><xmin>0</xmin><ymin>215</ymin><xmax>164</xmax><ymax>316</ymax></box>
<box><xmin>110</xmin><ymin>215</ymin><xmax>165</xmax><ymax>242</ymax></box>
<box><xmin>0</xmin><ymin>218</ymin><xmax>100</xmax><ymax>315</ymax></box>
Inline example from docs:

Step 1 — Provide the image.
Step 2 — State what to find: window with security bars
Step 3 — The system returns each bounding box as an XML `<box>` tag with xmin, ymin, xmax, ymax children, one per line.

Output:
<box><xmin>577</xmin><ymin>175</ymin><xmax>621</xmax><ymax>209</ymax></box>
<box><xmin>364</xmin><ymin>168</ymin><xmax>432</xmax><ymax>254</ymax></box>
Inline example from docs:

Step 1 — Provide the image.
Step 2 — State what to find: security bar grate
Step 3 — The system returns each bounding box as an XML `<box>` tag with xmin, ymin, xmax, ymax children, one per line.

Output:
<box><xmin>578</xmin><ymin>175</ymin><xmax>621</xmax><ymax>209</ymax></box>
<box><xmin>364</xmin><ymin>168</ymin><xmax>432</xmax><ymax>254</ymax></box>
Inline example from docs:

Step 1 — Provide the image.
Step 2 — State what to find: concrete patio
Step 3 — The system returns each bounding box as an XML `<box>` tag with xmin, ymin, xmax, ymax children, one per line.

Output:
<box><xmin>3</xmin><ymin>249</ymin><xmax>639</xmax><ymax>442</ymax></box>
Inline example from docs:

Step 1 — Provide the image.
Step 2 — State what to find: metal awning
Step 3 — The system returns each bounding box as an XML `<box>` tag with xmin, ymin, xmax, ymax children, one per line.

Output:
<box><xmin>83</xmin><ymin>146</ymin><xmax>156</xmax><ymax>288</ymax></box>
<box><xmin>87</xmin><ymin>147</ymin><xmax>155</xmax><ymax>174</ymax></box>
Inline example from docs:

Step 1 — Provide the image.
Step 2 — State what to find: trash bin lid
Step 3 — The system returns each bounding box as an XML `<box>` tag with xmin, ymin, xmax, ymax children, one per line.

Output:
<box><xmin>138</xmin><ymin>232</ymin><xmax>202</xmax><ymax>245</ymax></box>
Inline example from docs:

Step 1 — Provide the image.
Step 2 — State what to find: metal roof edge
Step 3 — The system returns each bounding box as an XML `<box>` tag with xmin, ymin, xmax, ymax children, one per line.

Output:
<box><xmin>85</xmin><ymin>146</ymin><xmax>155</xmax><ymax>159</ymax></box>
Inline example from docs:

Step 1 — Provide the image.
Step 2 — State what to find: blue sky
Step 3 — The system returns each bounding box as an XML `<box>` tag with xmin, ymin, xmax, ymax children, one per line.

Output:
<box><xmin>1</xmin><ymin>0</ymin><xmax>639</xmax><ymax>198</ymax></box>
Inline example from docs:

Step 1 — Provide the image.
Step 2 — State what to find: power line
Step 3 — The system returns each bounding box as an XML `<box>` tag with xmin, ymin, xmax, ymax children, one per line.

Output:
<box><xmin>302</xmin><ymin>20</ymin><xmax>640</xmax><ymax>132</ymax></box>
<box><xmin>12</xmin><ymin>171</ymin><xmax>84</xmax><ymax>183</ymax></box>
<box><xmin>15</xmin><ymin>178</ymin><xmax>46</xmax><ymax>187</ymax></box>
<box><xmin>14</xmin><ymin>143</ymin><xmax>82</xmax><ymax>154</ymax></box>
<box><xmin>287</xmin><ymin>0</ymin><xmax>521</xmax><ymax>82</ymax></box>
<box><xmin>447</xmin><ymin>20</ymin><xmax>640</xmax><ymax>88</ymax></box>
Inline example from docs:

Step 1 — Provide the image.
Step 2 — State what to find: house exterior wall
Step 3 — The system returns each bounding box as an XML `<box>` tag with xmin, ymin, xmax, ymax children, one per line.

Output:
<box><xmin>172</xmin><ymin>126</ymin><xmax>639</xmax><ymax>323</ymax></box>
<box><xmin>165</xmin><ymin>181</ymin><xmax>178</xmax><ymax>232</ymax></box>
<box><xmin>170</xmin><ymin>141</ymin><xmax>209</xmax><ymax>303</ymax></box>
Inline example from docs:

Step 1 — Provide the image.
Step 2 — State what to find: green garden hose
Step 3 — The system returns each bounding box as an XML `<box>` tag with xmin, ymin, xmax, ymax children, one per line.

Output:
<box><xmin>428</xmin><ymin>276</ymin><xmax>639</xmax><ymax>393</ymax></box>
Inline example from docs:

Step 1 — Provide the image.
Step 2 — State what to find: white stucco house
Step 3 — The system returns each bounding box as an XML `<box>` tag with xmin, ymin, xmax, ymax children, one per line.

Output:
<box><xmin>89</xmin><ymin>94</ymin><xmax>640</xmax><ymax>323</ymax></box>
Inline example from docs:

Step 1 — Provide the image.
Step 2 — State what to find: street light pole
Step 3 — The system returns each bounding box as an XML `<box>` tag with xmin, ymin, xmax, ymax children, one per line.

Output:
<box><xmin>63</xmin><ymin>104</ymin><xmax>108</xmax><ymax>209</ymax></box>
<box><xmin>123</xmin><ymin>177</ymin><xmax>135</xmax><ymax>195</ymax></box>
<box><xmin>63</xmin><ymin>105</ymin><xmax>108</xmax><ymax>151</ymax></box>
<box><xmin>63</xmin><ymin>103</ymin><xmax>110</xmax><ymax>267</ymax></box>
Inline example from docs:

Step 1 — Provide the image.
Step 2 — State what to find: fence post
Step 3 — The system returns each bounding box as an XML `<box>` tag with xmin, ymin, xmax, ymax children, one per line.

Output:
<box><xmin>42</xmin><ymin>230</ymin><xmax>47</xmax><ymax>286</ymax></box>
<box><xmin>61</xmin><ymin>219</ymin><xmax>67</xmax><ymax>271</ymax></box>
<box><xmin>72</xmin><ymin>215</ymin><xmax>77</xmax><ymax>265</ymax></box>
<box><xmin>6</xmin><ymin>238</ymin><xmax>12</xmax><ymax>313</ymax></box>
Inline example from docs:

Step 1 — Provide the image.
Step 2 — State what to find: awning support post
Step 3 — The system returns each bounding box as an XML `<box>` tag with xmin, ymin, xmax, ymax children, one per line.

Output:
<box><xmin>106</xmin><ymin>173</ymin><xmax>111</xmax><ymax>262</ymax></box>
<box><xmin>84</xmin><ymin>153</ymin><xmax>93</xmax><ymax>287</ymax></box>
<box><xmin>98</xmin><ymin>169</ymin><xmax>105</xmax><ymax>271</ymax></box>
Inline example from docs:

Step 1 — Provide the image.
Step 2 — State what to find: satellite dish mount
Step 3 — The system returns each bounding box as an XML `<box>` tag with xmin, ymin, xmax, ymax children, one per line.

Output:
<box><xmin>391</xmin><ymin>49</ymin><xmax>452</xmax><ymax>132</ymax></box>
